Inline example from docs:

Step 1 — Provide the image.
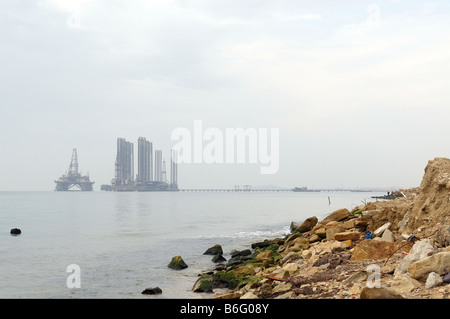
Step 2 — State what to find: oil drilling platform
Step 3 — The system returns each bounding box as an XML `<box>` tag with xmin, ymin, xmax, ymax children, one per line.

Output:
<box><xmin>54</xmin><ymin>149</ymin><xmax>95</xmax><ymax>191</ymax></box>
<box><xmin>101</xmin><ymin>137</ymin><xmax>178</xmax><ymax>191</ymax></box>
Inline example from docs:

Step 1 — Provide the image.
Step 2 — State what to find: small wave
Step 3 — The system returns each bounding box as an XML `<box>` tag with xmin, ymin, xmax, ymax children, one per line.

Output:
<box><xmin>197</xmin><ymin>225</ymin><xmax>290</xmax><ymax>240</ymax></box>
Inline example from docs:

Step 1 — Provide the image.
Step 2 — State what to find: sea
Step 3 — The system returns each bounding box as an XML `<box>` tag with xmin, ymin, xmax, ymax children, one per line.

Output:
<box><xmin>0</xmin><ymin>190</ymin><xmax>384</xmax><ymax>299</ymax></box>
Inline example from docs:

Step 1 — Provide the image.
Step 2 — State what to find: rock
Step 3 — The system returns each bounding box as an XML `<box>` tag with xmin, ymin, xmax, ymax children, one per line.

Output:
<box><xmin>213</xmin><ymin>292</ymin><xmax>241</xmax><ymax>299</ymax></box>
<box><xmin>326</xmin><ymin>224</ymin><xmax>345</xmax><ymax>240</ymax></box>
<box><xmin>341</xmin><ymin>240</ymin><xmax>353</xmax><ymax>248</ymax></box>
<box><xmin>212</xmin><ymin>254</ymin><xmax>227</xmax><ymax>263</ymax></box>
<box><xmin>373</xmin><ymin>222</ymin><xmax>391</xmax><ymax>237</ymax></box>
<box><xmin>407</xmin><ymin>252</ymin><xmax>450</xmax><ymax>280</ymax></box>
<box><xmin>433</xmin><ymin>222</ymin><xmax>450</xmax><ymax>248</ymax></box>
<box><xmin>334</xmin><ymin>231</ymin><xmax>361</xmax><ymax>241</ymax></box>
<box><xmin>281</xmin><ymin>263</ymin><xmax>299</xmax><ymax>276</ymax></box>
<box><xmin>141</xmin><ymin>287</ymin><xmax>162</xmax><ymax>295</ymax></box>
<box><xmin>324</xmin><ymin>221</ymin><xmax>339</xmax><ymax>229</ymax></box>
<box><xmin>380</xmin><ymin>229</ymin><xmax>395</xmax><ymax>242</ymax></box>
<box><xmin>361</xmin><ymin>210</ymin><xmax>381</xmax><ymax>217</ymax></box>
<box><xmin>390</xmin><ymin>274</ymin><xmax>421</xmax><ymax>294</ymax></box>
<box><xmin>318</xmin><ymin>263</ymin><xmax>330</xmax><ymax>270</ymax></box>
<box><xmin>351</xmin><ymin>240</ymin><xmax>412</xmax><ymax>261</ymax></box>
<box><xmin>285</xmin><ymin>232</ymin><xmax>299</xmax><ymax>244</ymax></box>
<box><xmin>168</xmin><ymin>256</ymin><xmax>188</xmax><ymax>270</ymax></box>
<box><xmin>193</xmin><ymin>277</ymin><xmax>214</xmax><ymax>293</ymax></box>
<box><xmin>301</xmin><ymin>249</ymin><xmax>312</xmax><ymax>260</ymax></box>
<box><xmin>360</xmin><ymin>287</ymin><xmax>404</xmax><ymax>299</ymax></box>
<box><xmin>203</xmin><ymin>244</ymin><xmax>223</xmax><ymax>255</ymax></box>
<box><xmin>254</xmin><ymin>250</ymin><xmax>272</xmax><ymax>262</ymax></box>
<box><xmin>325</xmin><ymin>240</ymin><xmax>349</xmax><ymax>252</ymax></box>
<box><xmin>226</xmin><ymin>255</ymin><xmax>249</xmax><ymax>267</ymax></box>
<box><xmin>240</xmin><ymin>291</ymin><xmax>259</xmax><ymax>299</ymax></box>
<box><xmin>443</xmin><ymin>272</ymin><xmax>450</xmax><ymax>283</ymax></box>
<box><xmin>296</xmin><ymin>216</ymin><xmax>318</xmax><ymax>233</ymax></box>
<box><xmin>398</xmin><ymin>211</ymin><xmax>409</xmax><ymax>231</ymax></box>
<box><xmin>425</xmin><ymin>272</ymin><xmax>443</xmax><ymax>289</ymax></box>
<box><xmin>289</xmin><ymin>237</ymin><xmax>310</xmax><ymax>251</ymax></box>
<box><xmin>10</xmin><ymin>228</ymin><xmax>21</xmax><ymax>235</ymax></box>
<box><xmin>355</xmin><ymin>220</ymin><xmax>368</xmax><ymax>231</ymax></box>
<box><xmin>323</xmin><ymin>208</ymin><xmax>351</xmax><ymax>223</ymax></box>
<box><xmin>231</xmin><ymin>265</ymin><xmax>256</xmax><ymax>278</ymax></box>
<box><xmin>271</xmin><ymin>282</ymin><xmax>292</xmax><ymax>294</ymax></box>
<box><xmin>314</xmin><ymin>227</ymin><xmax>326</xmax><ymax>239</ymax></box>
<box><xmin>342</xmin><ymin>219</ymin><xmax>357</xmax><ymax>229</ymax></box>
<box><xmin>230</xmin><ymin>249</ymin><xmax>252</xmax><ymax>258</ymax></box>
<box><xmin>395</xmin><ymin>239</ymin><xmax>435</xmax><ymax>275</ymax></box>
<box><xmin>308</xmin><ymin>234</ymin><xmax>321</xmax><ymax>243</ymax></box>
<box><xmin>251</xmin><ymin>239</ymin><xmax>284</xmax><ymax>249</ymax></box>
<box><xmin>342</xmin><ymin>271</ymin><xmax>367</xmax><ymax>286</ymax></box>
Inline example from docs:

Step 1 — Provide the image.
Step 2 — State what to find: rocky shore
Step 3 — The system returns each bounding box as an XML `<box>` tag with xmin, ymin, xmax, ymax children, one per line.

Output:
<box><xmin>190</xmin><ymin>157</ymin><xmax>450</xmax><ymax>299</ymax></box>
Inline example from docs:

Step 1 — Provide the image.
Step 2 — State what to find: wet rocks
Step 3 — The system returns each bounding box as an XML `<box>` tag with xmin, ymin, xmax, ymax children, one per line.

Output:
<box><xmin>168</xmin><ymin>256</ymin><xmax>188</xmax><ymax>270</ymax></box>
<box><xmin>10</xmin><ymin>228</ymin><xmax>21</xmax><ymax>235</ymax></box>
<box><xmin>193</xmin><ymin>277</ymin><xmax>214</xmax><ymax>293</ymax></box>
<box><xmin>141</xmin><ymin>287</ymin><xmax>162</xmax><ymax>295</ymax></box>
<box><xmin>211</xmin><ymin>254</ymin><xmax>227</xmax><ymax>263</ymax></box>
<box><xmin>197</xmin><ymin>158</ymin><xmax>450</xmax><ymax>299</ymax></box>
<box><xmin>203</xmin><ymin>244</ymin><xmax>223</xmax><ymax>256</ymax></box>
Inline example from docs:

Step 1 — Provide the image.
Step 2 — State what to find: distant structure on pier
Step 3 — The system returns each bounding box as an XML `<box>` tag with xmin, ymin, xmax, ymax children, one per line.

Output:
<box><xmin>136</xmin><ymin>137</ymin><xmax>153</xmax><ymax>184</ymax></box>
<box><xmin>54</xmin><ymin>149</ymin><xmax>94</xmax><ymax>191</ymax></box>
<box><xmin>102</xmin><ymin>137</ymin><xmax>178</xmax><ymax>192</ymax></box>
<box><xmin>114</xmin><ymin>138</ymin><xmax>134</xmax><ymax>186</ymax></box>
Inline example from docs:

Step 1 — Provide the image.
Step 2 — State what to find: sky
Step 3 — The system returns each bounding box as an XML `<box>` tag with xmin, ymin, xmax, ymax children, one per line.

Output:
<box><xmin>1</xmin><ymin>0</ymin><xmax>450</xmax><ymax>191</ymax></box>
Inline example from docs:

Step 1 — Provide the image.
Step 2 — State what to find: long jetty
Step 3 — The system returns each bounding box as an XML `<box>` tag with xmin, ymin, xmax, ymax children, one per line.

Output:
<box><xmin>179</xmin><ymin>188</ymin><xmax>376</xmax><ymax>192</ymax></box>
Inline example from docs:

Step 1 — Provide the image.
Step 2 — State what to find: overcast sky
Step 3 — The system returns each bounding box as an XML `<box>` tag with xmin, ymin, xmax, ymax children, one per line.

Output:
<box><xmin>1</xmin><ymin>0</ymin><xmax>450</xmax><ymax>191</ymax></box>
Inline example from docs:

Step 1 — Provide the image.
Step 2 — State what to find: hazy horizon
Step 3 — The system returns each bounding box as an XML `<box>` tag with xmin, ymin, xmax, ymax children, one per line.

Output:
<box><xmin>1</xmin><ymin>1</ymin><xmax>450</xmax><ymax>191</ymax></box>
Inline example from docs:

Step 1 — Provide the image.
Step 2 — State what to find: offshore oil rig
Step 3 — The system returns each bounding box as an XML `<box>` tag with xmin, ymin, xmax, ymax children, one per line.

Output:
<box><xmin>101</xmin><ymin>137</ymin><xmax>179</xmax><ymax>191</ymax></box>
<box><xmin>54</xmin><ymin>149</ymin><xmax>95</xmax><ymax>191</ymax></box>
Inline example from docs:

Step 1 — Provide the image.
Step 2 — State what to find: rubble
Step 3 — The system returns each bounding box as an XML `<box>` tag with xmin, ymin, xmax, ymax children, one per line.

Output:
<box><xmin>200</xmin><ymin>158</ymin><xmax>450</xmax><ymax>299</ymax></box>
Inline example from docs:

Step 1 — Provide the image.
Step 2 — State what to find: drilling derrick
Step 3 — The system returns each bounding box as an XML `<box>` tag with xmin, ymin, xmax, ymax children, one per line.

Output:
<box><xmin>54</xmin><ymin>149</ymin><xmax>95</xmax><ymax>191</ymax></box>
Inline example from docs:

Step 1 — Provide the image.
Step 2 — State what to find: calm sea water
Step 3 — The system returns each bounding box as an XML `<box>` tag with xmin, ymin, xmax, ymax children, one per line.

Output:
<box><xmin>0</xmin><ymin>191</ymin><xmax>382</xmax><ymax>298</ymax></box>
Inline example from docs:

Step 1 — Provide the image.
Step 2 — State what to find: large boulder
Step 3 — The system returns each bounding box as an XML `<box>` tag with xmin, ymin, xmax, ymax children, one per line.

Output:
<box><xmin>334</xmin><ymin>231</ymin><xmax>362</xmax><ymax>241</ymax></box>
<box><xmin>192</xmin><ymin>277</ymin><xmax>214</xmax><ymax>293</ymax></box>
<box><xmin>211</xmin><ymin>254</ymin><xmax>227</xmax><ymax>263</ymax></box>
<box><xmin>390</xmin><ymin>274</ymin><xmax>421</xmax><ymax>294</ymax></box>
<box><xmin>395</xmin><ymin>239</ymin><xmax>435</xmax><ymax>275</ymax></box>
<box><xmin>168</xmin><ymin>256</ymin><xmax>188</xmax><ymax>270</ymax></box>
<box><xmin>407</xmin><ymin>252</ymin><xmax>450</xmax><ymax>280</ymax></box>
<box><xmin>323</xmin><ymin>208</ymin><xmax>351</xmax><ymax>223</ymax></box>
<box><xmin>203</xmin><ymin>244</ymin><xmax>223</xmax><ymax>255</ymax></box>
<box><xmin>351</xmin><ymin>240</ymin><xmax>412</xmax><ymax>261</ymax></box>
<box><xmin>425</xmin><ymin>272</ymin><xmax>443</xmax><ymax>289</ymax></box>
<box><xmin>296</xmin><ymin>216</ymin><xmax>318</xmax><ymax>233</ymax></box>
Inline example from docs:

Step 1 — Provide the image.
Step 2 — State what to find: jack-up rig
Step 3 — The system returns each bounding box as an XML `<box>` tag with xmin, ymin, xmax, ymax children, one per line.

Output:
<box><xmin>54</xmin><ymin>149</ymin><xmax>95</xmax><ymax>191</ymax></box>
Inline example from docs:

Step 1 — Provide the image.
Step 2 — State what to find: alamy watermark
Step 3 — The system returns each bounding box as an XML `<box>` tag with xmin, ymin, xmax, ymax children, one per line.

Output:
<box><xmin>366</xmin><ymin>4</ymin><xmax>382</xmax><ymax>29</ymax></box>
<box><xmin>66</xmin><ymin>264</ymin><xmax>81</xmax><ymax>289</ymax></box>
<box><xmin>171</xmin><ymin>120</ymin><xmax>279</xmax><ymax>174</ymax></box>
<box><xmin>366</xmin><ymin>264</ymin><xmax>381</xmax><ymax>288</ymax></box>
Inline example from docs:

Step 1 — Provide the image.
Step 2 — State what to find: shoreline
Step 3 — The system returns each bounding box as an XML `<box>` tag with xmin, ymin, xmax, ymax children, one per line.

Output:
<box><xmin>186</xmin><ymin>158</ymin><xmax>450</xmax><ymax>299</ymax></box>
